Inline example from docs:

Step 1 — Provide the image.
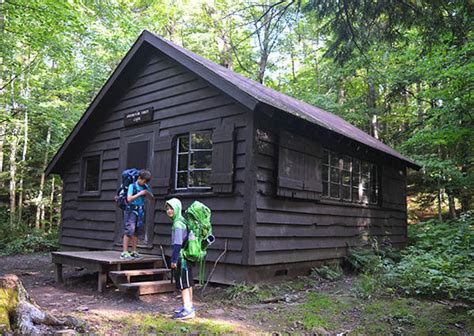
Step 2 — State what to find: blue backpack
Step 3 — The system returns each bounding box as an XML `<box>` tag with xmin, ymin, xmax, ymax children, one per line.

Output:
<box><xmin>115</xmin><ymin>168</ymin><xmax>140</xmax><ymax>210</ymax></box>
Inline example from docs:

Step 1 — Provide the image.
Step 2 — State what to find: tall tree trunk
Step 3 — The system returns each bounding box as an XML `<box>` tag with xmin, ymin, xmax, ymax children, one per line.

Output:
<box><xmin>35</xmin><ymin>127</ymin><xmax>51</xmax><ymax>229</ymax></box>
<box><xmin>48</xmin><ymin>176</ymin><xmax>55</xmax><ymax>230</ymax></box>
<box><xmin>437</xmin><ymin>179</ymin><xmax>443</xmax><ymax>222</ymax></box>
<box><xmin>447</xmin><ymin>191</ymin><xmax>457</xmax><ymax>219</ymax></box>
<box><xmin>18</xmin><ymin>103</ymin><xmax>28</xmax><ymax>225</ymax></box>
<box><xmin>0</xmin><ymin>124</ymin><xmax>5</xmax><ymax>189</ymax></box>
<box><xmin>367</xmin><ymin>80</ymin><xmax>379</xmax><ymax>139</ymax></box>
<box><xmin>9</xmin><ymin>129</ymin><xmax>18</xmax><ymax>227</ymax></box>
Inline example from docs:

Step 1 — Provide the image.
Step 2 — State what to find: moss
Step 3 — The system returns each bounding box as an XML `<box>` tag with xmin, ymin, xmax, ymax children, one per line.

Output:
<box><xmin>121</xmin><ymin>312</ymin><xmax>239</xmax><ymax>334</ymax></box>
<box><xmin>0</xmin><ymin>288</ymin><xmax>18</xmax><ymax>332</ymax></box>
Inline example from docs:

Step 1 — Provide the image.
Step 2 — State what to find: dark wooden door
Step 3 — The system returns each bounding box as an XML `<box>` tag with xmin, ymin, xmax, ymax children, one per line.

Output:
<box><xmin>115</xmin><ymin>124</ymin><xmax>157</xmax><ymax>248</ymax></box>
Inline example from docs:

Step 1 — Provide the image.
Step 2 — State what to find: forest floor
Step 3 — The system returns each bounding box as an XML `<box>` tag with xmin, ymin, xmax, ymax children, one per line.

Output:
<box><xmin>1</xmin><ymin>252</ymin><xmax>472</xmax><ymax>335</ymax></box>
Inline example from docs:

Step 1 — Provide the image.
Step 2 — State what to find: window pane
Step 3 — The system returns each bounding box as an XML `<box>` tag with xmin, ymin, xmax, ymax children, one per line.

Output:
<box><xmin>360</xmin><ymin>176</ymin><xmax>369</xmax><ymax>189</ymax></box>
<box><xmin>85</xmin><ymin>156</ymin><xmax>100</xmax><ymax>192</ymax></box>
<box><xmin>342</xmin><ymin>185</ymin><xmax>351</xmax><ymax>200</ymax></box>
<box><xmin>178</xmin><ymin>154</ymin><xmax>188</xmax><ymax>171</ymax></box>
<box><xmin>177</xmin><ymin>172</ymin><xmax>187</xmax><ymax>188</ymax></box>
<box><xmin>352</xmin><ymin>172</ymin><xmax>360</xmax><ymax>188</ymax></box>
<box><xmin>192</xmin><ymin>132</ymin><xmax>212</xmax><ymax>149</ymax></box>
<box><xmin>330</xmin><ymin>153</ymin><xmax>340</xmax><ymax>167</ymax></box>
<box><xmin>330</xmin><ymin>182</ymin><xmax>340</xmax><ymax>198</ymax></box>
<box><xmin>323</xmin><ymin>182</ymin><xmax>328</xmax><ymax>196</ymax></box>
<box><xmin>352</xmin><ymin>187</ymin><xmax>360</xmax><ymax>202</ymax></box>
<box><xmin>330</xmin><ymin>167</ymin><xmax>340</xmax><ymax>183</ymax></box>
<box><xmin>352</xmin><ymin>159</ymin><xmax>360</xmax><ymax>174</ymax></box>
<box><xmin>342</xmin><ymin>155</ymin><xmax>351</xmax><ymax>170</ymax></box>
<box><xmin>191</xmin><ymin>151</ymin><xmax>212</xmax><ymax>169</ymax></box>
<box><xmin>342</xmin><ymin>171</ymin><xmax>351</xmax><ymax>186</ymax></box>
<box><xmin>189</xmin><ymin>170</ymin><xmax>211</xmax><ymax>187</ymax></box>
<box><xmin>178</xmin><ymin>136</ymin><xmax>189</xmax><ymax>152</ymax></box>
<box><xmin>361</xmin><ymin>189</ymin><xmax>369</xmax><ymax>203</ymax></box>
<box><xmin>322</xmin><ymin>165</ymin><xmax>328</xmax><ymax>182</ymax></box>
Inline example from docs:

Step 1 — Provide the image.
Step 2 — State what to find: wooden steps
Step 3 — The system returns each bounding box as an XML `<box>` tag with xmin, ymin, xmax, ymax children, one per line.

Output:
<box><xmin>109</xmin><ymin>268</ymin><xmax>175</xmax><ymax>297</ymax></box>
<box><xmin>118</xmin><ymin>280</ymin><xmax>176</xmax><ymax>296</ymax></box>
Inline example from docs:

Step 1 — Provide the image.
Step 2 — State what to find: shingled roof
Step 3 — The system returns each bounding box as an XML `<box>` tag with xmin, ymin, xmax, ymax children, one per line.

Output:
<box><xmin>47</xmin><ymin>30</ymin><xmax>419</xmax><ymax>175</ymax></box>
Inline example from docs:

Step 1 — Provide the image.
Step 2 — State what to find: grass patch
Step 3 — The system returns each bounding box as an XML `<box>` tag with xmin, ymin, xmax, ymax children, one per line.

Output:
<box><xmin>121</xmin><ymin>312</ymin><xmax>238</xmax><ymax>334</ymax></box>
<box><xmin>355</xmin><ymin>297</ymin><xmax>474</xmax><ymax>335</ymax></box>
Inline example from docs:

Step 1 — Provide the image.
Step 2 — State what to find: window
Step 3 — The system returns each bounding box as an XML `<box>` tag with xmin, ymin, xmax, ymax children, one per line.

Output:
<box><xmin>175</xmin><ymin>131</ymin><xmax>212</xmax><ymax>190</ymax></box>
<box><xmin>322</xmin><ymin>150</ymin><xmax>378</xmax><ymax>204</ymax></box>
<box><xmin>82</xmin><ymin>155</ymin><xmax>101</xmax><ymax>193</ymax></box>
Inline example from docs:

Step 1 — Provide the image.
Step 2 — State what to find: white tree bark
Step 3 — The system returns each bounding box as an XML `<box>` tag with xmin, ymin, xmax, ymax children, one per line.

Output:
<box><xmin>9</xmin><ymin>128</ymin><xmax>19</xmax><ymax>227</ymax></box>
<box><xmin>18</xmin><ymin>108</ymin><xmax>28</xmax><ymax>224</ymax></box>
<box><xmin>35</xmin><ymin>127</ymin><xmax>51</xmax><ymax>229</ymax></box>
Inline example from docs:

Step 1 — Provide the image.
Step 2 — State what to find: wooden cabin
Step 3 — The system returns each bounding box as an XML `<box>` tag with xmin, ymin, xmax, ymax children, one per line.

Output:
<box><xmin>46</xmin><ymin>30</ymin><xmax>420</xmax><ymax>284</ymax></box>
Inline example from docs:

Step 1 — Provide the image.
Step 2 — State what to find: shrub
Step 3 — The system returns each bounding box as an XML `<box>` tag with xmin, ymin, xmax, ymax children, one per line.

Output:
<box><xmin>311</xmin><ymin>264</ymin><xmax>344</xmax><ymax>281</ymax></box>
<box><xmin>346</xmin><ymin>212</ymin><xmax>474</xmax><ymax>302</ymax></box>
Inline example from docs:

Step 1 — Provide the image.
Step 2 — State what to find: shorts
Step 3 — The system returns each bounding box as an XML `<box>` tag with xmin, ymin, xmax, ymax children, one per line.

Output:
<box><xmin>123</xmin><ymin>209</ymin><xmax>144</xmax><ymax>237</ymax></box>
<box><xmin>174</xmin><ymin>258</ymin><xmax>194</xmax><ymax>290</ymax></box>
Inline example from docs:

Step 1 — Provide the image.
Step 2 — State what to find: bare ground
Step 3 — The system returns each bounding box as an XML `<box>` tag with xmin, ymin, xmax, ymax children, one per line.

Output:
<box><xmin>1</xmin><ymin>253</ymin><xmax>472</xmax><ymax>335</ymax></box>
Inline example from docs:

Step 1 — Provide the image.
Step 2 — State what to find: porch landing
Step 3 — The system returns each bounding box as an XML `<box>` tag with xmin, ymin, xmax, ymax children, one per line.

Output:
<box><xmin>51</xmin><ymin>250</ymin><xmax>164</xmax><ymax>293</ymax></box>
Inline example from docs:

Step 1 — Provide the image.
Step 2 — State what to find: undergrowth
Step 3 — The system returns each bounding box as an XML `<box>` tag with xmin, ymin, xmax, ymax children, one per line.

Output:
<box><xmin>347</xmin><ymin>211</ymin><xmax>474</xmax><ymax>302</ymax></box>
<box><xmin>0</xmin><ymin>223</ymin><xmax>59</xmax><ymax>256</ymax></box>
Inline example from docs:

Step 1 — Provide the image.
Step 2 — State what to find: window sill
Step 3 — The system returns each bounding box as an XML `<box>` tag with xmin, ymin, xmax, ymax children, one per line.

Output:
<box><xmin>320</xmin><ymin>197</ymin><xmax>381</xmax><ymax>209</ymax></box>
<box><xmin>78</xmin><ymin>191</ymin><xmax>101</xmax><ymax>198</ymax></box>
<box><xmin>164</xmin><ymin>191</ymin><xmax>216</xmax><ymax>198</ymax></box>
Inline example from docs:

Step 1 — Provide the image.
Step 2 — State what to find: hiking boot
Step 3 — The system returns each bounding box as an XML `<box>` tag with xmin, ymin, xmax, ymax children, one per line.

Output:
<box><xmin>130</xmin><ymin>251</ymin><xmax>141</xmax><ymax>259</ymax></box>
<box><xmin>173</xmin><ymin>306</ymin><xmax>184</xmax><ymax>314</ymax></box>
<box><xmin>120</xmin><ymin>251</ymin><xmax>133</xmax><ymax>260</ymax></box>
<box><xmin>172</xmin><ymin>307</ymin><xmax>195</xmax><ymax>320</ymax></box>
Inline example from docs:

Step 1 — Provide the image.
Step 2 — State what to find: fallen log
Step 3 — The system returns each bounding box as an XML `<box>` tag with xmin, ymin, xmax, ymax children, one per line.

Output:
<box><xmin>0</xmin><ymin>274</ymin><xmax>84</xmax><ymax>335</ymax></box>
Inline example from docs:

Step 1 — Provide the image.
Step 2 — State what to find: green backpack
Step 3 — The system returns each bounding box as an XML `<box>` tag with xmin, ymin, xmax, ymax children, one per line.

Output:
<box><xmin>180</xmin><ymin>201</ymin><xmax>215</xmax><ymax>284</ymax></box>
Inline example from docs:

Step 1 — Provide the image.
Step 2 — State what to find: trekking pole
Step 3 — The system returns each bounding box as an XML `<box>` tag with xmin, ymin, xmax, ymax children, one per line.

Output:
<box><xmin>159</xmin><ymin>245</ymin><xmax>168</xmax><ymax>269</ymax></box>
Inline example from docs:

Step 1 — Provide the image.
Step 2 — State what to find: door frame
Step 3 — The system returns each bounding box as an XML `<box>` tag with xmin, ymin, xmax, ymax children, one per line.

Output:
<box><xmin>114</xmin><ymin>123</ymin><xmax>159</xmax><ymax>249</ymax></box>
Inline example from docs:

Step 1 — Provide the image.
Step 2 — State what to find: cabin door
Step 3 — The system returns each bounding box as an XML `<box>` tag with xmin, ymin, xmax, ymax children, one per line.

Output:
<box><xmin>115</xmin><ymin>126</ymin><xmax>156</xmax><ymax>249</ymax></box>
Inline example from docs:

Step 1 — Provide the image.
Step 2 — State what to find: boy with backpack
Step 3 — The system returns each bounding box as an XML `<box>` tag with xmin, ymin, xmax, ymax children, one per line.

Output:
<box><xmin>120</xmin><ymin>169</ymin><xmax>154</xmax><ymax>260</ymax></box>
<box><xmin>165</xmin><ymin>198</ymin><xmax>195</xmax><ymax>320</ymax></box>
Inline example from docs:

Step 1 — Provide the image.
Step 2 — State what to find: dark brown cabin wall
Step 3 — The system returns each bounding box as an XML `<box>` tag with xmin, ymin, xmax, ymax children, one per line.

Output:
<box><xmin>58</xmin><ymin>48</ymin><xmax>250</xmax><ymax>262</ymax></box>
<box><xmin>253</xmin><ymin>114</ymin><xmax>408</xmax><ymax>266</ymax></box>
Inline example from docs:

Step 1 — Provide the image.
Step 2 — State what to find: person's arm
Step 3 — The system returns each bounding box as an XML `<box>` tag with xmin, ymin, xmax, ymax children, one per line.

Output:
<box><xmin>170</xmin><ymin>226</ymin><xmax>186</xmax><ymax>268</ymax></box>
<box><xmin>144</xmin><ymin>184</ymin><xmax>154</xmax><ymax>200</ymax></box>
<box><xmin>127</xmin><ymin>184</ymin><xmax>146</xmax><ymax>202</ymax></box>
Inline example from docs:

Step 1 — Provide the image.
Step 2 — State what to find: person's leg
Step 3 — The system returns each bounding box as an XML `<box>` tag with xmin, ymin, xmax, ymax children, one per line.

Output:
<box><xmin>122</xmin><ymin>234</ymin><xmax>129</xmax><ymax>252</ymax></box>
<box><xmin>182</xmin><ymin>288</ymin><xmax>192</xmax><ymax>309</ymax></box>
<box><xmin>131</xmin><ymin>235</ymin><xmax>138</xmax><ymax>252</ymax></box>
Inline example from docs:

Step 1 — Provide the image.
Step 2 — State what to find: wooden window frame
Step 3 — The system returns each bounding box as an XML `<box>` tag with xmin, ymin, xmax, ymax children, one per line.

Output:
<box><xmin>174</xmin><ymin>131</ymin><xmax>213</xmax><ymax>191</ymax></box>
<box><xmin>322</xmin><ymin>149</ymin><xmax>379</xmax><ymax>205</ymax></box>
<box><xmin>79</xmin><ymin>153</ymin><xmax>102</xmax><ymax>197</ymax></box>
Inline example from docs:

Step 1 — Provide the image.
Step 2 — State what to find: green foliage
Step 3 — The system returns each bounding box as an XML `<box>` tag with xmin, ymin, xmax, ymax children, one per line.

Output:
<box><xmin>347</xmin><ymin>213</ymin><xmax>474</xmax><ymax>302</ymax></box>
<box><xmin>0</xmin><ymin>223</ymin><xmax>59</xmax><ymax>256</ymax></box>
<box><xmin>311</xmin><ymin>264</ymin><xmax>344</xmax><ymax>281</ymax></box>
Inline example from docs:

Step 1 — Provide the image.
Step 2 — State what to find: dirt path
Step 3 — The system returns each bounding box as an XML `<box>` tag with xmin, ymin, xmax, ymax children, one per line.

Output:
<box><xmin>0</xmin><ymin>253</ymin><xmax>262</xmax><ymax>335</ymax></box>
<box><xmin>1</xmin><ymin>253</ymin><xmax>472</xmax><ymax>335</ymax></box>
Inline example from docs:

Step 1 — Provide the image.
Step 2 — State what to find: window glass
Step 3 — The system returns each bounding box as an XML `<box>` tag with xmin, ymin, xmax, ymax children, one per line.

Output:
<box><xmin>84</xmin><ymin>155</ymin><xmax>100</xmax><ymax>192</ymax></box>
<box><xmin>321</xmin><ymin>149</ymin><xmax>378</xmax><ymax>204</ymax></box>
<box><xmin>176</xmin><ymin>132</ymin><xmax>212</xmax><ymax>190</ymax></box>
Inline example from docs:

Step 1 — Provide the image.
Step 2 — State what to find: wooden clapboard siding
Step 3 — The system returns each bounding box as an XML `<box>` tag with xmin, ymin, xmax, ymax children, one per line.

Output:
<box><xmin>58</xmin><ymin>48</ymin><xmax>250</xmax><ymax>261</ymax></box>
<box><xmin>253</xmin><ymin>115</ymin><xmax>408</xmax><ymax>266</ymax></box>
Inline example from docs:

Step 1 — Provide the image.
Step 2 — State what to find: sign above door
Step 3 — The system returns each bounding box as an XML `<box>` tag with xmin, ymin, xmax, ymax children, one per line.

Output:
<box><xmin>124</xmin><ymin>107</ymin><xmax>153</xmax><ymax>127</ymax></box>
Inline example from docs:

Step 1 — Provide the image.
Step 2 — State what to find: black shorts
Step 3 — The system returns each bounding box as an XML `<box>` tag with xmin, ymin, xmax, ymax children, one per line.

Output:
<box><xmin>174</xmin><ymin>259</ymin><xmax>194</xmax><ymax>290</ymax></box>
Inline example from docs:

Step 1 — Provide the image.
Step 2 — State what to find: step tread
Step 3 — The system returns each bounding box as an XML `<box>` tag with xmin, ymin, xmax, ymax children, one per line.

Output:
<box><xmin>109</xmin><ymin>268</ymin><xmax>171</xmax><ymax>277</ymax></box>
<box><xmin>119</xmin><ymin>280</ymin><xmax>173</xmax><ymax>289</ymax></box>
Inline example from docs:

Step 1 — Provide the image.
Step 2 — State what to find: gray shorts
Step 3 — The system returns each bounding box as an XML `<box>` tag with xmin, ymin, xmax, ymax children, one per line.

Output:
<box><xmin>123</xmin><ymin>209</ymin><xmax>144</xmax><ymax>237</ymax></box>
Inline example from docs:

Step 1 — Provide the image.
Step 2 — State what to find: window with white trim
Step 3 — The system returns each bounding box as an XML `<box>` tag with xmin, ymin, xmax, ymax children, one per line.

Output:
<box><xmin>322</xmin><ymin>149</ymin><xmax>378</xmax><ymax>204</ymax></box>
<box><xmin>175</xmin><ymin>131</ymin><xmax>213</xmax><ymax>190</ymax></box>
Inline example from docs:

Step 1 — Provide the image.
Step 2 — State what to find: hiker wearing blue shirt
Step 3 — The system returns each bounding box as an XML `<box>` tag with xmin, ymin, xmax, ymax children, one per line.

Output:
<box><xmin>121</xmin><ymin>169</ymin><xmax>154</xmax><ymax>260</ymax></box>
